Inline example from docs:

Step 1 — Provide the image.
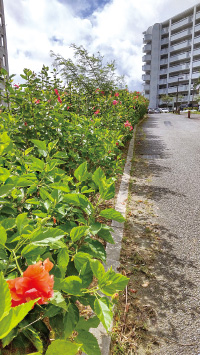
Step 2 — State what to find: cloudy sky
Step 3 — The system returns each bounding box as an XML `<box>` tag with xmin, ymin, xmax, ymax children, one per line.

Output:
<box><xmin>3</xmin><ymin>0</ymin><xmax>200</xmax><ymax>91</ymax></box>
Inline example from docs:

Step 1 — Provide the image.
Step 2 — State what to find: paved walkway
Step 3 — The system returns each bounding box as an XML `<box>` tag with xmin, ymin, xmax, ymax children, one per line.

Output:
<box><xmin>136</xmin><ymin>113</ymin><xmax>200</xmax><ymax>355</ymax></box>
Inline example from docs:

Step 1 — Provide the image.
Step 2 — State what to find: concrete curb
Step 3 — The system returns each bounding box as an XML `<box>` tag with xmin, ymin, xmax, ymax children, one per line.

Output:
<box><xmin>86</xmin><ymin>126</ymin><xmax>137</xmax><ymax>355</ymax></box>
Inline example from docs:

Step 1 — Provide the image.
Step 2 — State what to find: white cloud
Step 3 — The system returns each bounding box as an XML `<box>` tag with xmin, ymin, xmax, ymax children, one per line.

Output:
<box><xmin>3</xmin><ymin>0</ymin><xmax>200</xmax><ymax>90</ymax></box>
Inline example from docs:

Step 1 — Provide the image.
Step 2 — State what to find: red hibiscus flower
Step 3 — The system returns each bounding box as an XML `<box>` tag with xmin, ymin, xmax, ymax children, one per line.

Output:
<box><xmin>54</xmin><ymin>89</ymin><xmax>59</xmax><ymax>95</ymax></box>
<box><xmin>112</xmin><ymin>100</ymin><xmax>118</xmax><ymax>105</ymax></box>
<box><xmin>94</xmin><ymin>109</ymin><xmax>100</xmax><ymax>115</ymax></box>
<box><xmin>7</xmin><ymin>259</ymin><xmax>54</xmax><ymax>307</ymax></box>
<box><xmin>14</xmin><ymin>84</ymin><xmax>20</xmax><ymax>89</ymax></box>
<box><xmin>100</xmin><ymin>91</ymin><xmax>105</xmax><ymax>95</ymax></box>
<box><xmin>114</xmin><ymin>93</ymin><xmax>119</xmax><ymax>97</ymax></box>
<box><xmin>57</xmin><ymin>96</ymin><xmax>62</xmax><ymax>104</ymax></box>
<box><xmin>129</xmin><ymin>126</ymin><xmax>133</xmax><ymax>131</ymax></box>
<box><xmin>124</xmin><ymin>120</ymin><xmax>131</xmax><ymax>127</ymax></box>
<box><xmin>116</xmin><ymin>142</ymin><xmax>119</xmax><ymax>146</ymax></box>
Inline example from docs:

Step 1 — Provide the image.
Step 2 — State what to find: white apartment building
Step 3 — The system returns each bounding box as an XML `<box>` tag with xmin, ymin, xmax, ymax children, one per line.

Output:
<box><xmin>142</xmin><ymin>4</ymin><xmax>200</xmax><ymax>109</ymax></box>
<box><xmin>0</xmin><ymin>0</ymin><xmax>8</xmax><ymax>74</ymax></box>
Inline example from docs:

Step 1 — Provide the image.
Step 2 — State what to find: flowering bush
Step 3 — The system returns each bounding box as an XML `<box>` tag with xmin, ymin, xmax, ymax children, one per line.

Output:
<box><xmin>0</xmin><ymin>65</ymin><xmax>148</xmax><ymax>354</ymax></box>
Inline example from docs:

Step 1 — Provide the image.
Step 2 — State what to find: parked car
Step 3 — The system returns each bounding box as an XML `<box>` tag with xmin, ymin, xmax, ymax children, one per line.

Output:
<box><xmin>148</xmin><ymin>108</ymin><xmax>155</xmax><ymax>114</ymax></box>
<box><xmin>154</xmin><ymin>108</ymin><xmax>162</xmax><ymax>113</ymax></box>
<box><xmin>160</xmin><ymin>108</ymin><xmax>169</xmax><ymax>113</ymax></box>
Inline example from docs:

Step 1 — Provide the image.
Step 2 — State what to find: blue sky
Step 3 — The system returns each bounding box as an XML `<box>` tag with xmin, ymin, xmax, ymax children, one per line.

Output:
<box><xmin>3</xmin><ymin>0</ymin><xmax>200</xmax><ymax>91</ymax></box>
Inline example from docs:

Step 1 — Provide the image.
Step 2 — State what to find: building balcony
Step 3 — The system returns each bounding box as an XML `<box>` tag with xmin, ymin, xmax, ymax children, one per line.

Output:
<box><xmin>161</xmin><ymin>27</ymin><xmax>169</xmax><ymax>35</ymax></box>
<box><xmin>170</xmin><ymin>51</ymin><xmax>191</xmax><ymax>63</ymax></box>
<box><xmin>196</xmin><ymin>11</ymin><xmax>200</xmax><ymax>20</ymax></box>
<box><xmin>144</xmin><ymin>84</ymin><xmax>150</xmax><ymax>91</ymax></box>
<box><xmin>159</xmin><ymin>79</ymin><xmax>167</xmax><ymax>85</ymax></box>
<box><xmin>143</xmin><ymin>33</ymin><xmax>152</xmax><ymax>43</ymax></box>
<box><xmin>161</xmin><ymin>37</ymin><xmax>169</xmax><ymax>45</ymax></box>
<box><xmin>195</xmin><ymin>23</ymin><xmax>200</xmax><ymax>33</ymax></box>
<box><xmin>170</xmin><ymin>40</ymin><xmax>191</xmax><ymax>53</ymax></box>
<box><xmin>168</xmin><ymin>74</ymin><xmax>189</xmax><ymax>83</ymax></box>
<box><xmin>143</xmin><ymin>44</ymin><xmax>151</xmax><ymax>52</ymax></box>
<box><xmin>160</xmin><ymin>68</ymin><xmax>168</xmax><ymax>75</ymax></box>
<box><xmin>192</xmin><ymin>72</ymin><xmax>200</xmax><ymax>80</ymax></box>
<box><xmin>160</xmin><ymin>58</ymin><xmax>168</xmax><ymax>65</ymax></box>
<box><xmin>169</xmin><ymin>62</ymin><xmax>190</xmax><ymax>73</ymax></box>
<box><xmin>142</xmin><ymin>64</ymin><xmax>151</xmax><ymax>71</ymax></box>
<box><xmin>159</xmin><ymin>88</ymin><xmax>168</xmax><ymax>95</ymax></box>
<box><xmin>171</xmin><ymin>16</ymin><xmax>193</xmax><ymax>31</ymax></box>
<box><xmin>193</xmin><ymin>48</ymin><xmax>200</xmax><ymax>57</ymax></box>
<box><xmin>168</xmin><ymin>85</ymin><xmax>189</xmax><ymax>94</ymax></box>
<box><xmin>142</xmin><ymin>74</ymin><xmax>151</xmax><ymax>81</ymax></box>
<box><xmin>193</xmin><ymin>60</ymin><xmax>200</xmax><ymax>69</ymax></box>
<box><xmin>160</xmin><ymin>48</ymin><xmax>169</xmax><ymax>55</ymax></box>
<box><xmin>193</xmin><ymin>36</ymin><xmax>200</xmax><ymax>45</ymax></box>
<box><xmin>142</xmin><ymin>54</ymin><xmax>151</xmax><ymax>62</ymax></box>
<box><xmin>171</xmin><ymin>28</ymin><xmax>192</xmax><ymax>42</ymax></box>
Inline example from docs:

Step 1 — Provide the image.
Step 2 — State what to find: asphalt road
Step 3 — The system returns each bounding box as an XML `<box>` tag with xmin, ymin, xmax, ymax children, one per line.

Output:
<box><xmin>137</xmin><ymin>113</ymin><xmax>200</xmax><ymax>355</ymax></box>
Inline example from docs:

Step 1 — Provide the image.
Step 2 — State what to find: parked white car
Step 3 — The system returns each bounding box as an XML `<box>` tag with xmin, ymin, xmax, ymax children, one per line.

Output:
<box><xmin>160</xmin><ymin>108</ymin><xmax>169</xmax><ymax>113</ymax></box>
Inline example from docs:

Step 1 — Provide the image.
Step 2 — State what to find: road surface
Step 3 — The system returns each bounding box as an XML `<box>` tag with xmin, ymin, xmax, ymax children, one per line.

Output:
<box><xmin>136</xmin><ymin>112</ymin><xmax>200</xmax><ymax>355</ymax></box>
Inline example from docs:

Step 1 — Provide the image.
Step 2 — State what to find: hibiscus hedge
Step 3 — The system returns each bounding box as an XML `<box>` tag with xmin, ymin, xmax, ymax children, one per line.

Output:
<box><xmin>0</xmin><ymin>66</ymin><xmax>148</xmax><ymax>354</ymax></box>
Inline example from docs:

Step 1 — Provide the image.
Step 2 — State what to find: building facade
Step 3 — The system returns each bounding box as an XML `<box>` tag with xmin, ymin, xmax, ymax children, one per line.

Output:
<box><xmin>142</xmin><ymin>4</ymin><xmax>200</xmax><ymax>109</ymax></box>
<box><xmin>0</xmin><ymin>0</ymin><xmax>8</xmax><ymax>73</ymax></box>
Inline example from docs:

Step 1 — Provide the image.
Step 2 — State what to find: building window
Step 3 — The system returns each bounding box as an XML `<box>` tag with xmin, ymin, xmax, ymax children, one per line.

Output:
<box><xmin>0</xmin><ymin>15</ymin><xmax>2</xmax><ymax>26</ymax></box>
<box><xmin>1</xmin><ymin>35</ymin><xmax>4</xmax><ymax>47</ymax></box>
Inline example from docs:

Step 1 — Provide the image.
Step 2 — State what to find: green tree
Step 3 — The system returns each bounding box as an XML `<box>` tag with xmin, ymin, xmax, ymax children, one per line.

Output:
<box><xmin>160</xmin><ymin>94</ymin><xmax>173</xmax><ymax>108</ymax></box>
<box><xmin>50</xmin><ymin>44</ymin><xmax>125</xmax><ymax>95</ymax></box>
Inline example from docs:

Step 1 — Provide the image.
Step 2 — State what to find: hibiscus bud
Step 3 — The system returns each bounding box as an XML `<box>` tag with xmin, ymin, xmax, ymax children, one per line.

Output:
<box><xmin>116</xmin><ymin>142</ymin><xmax>119</xmax><ymax>146</ymax></box>
<box><xmin>24</xmin><ymin>122</ymin><xmax>28</xmax><ymax>126</ymax></box>
<box><xmin>54</xmin><ymin>89</ymin><xmax>59</xmax><ymax>95</ymax></box>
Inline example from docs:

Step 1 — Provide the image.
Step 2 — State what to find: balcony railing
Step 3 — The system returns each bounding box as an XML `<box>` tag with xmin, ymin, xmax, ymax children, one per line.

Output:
<box><xmin>142</xmin><ymin>74</ymin><xmax>151</xmax><ymax>81</ymax></box>
<box><xmin>161</xmin><ymin>27</ymin><xmax>169</xmax><ymax>35</ymax></box>
<box><xmin>169</xmin><ymin>63</ymin><xmax>190</xmax><ymax>73</ymax></box>
<box><xmin>171</xmin><ymin>16</ymin><xmax>193</xmax><ymax>31</ymax></box>
<box><xmin>142</xmin><ymin>64</ymin><xmax>151</xmax><ymax>71</ymax></box>
<box><xmin>161</xmin><ymin>38</ymin><xmax>169</xmax><ymax>45</ymax></box>
<box><xmin>143</xmin><ymin>33</ymin><xmax>152</xmax><ymax>43</ymax></box>
<box><xmin>193</xmin><ymin>60</ymin><xmax>200</xmax><ymax>68</ymax></box>
<box><xmin>170</xmin><ymin>51</ymin><xmax>191</xmax><ymax>63</ymax></box>
<box><xmin>171</xmin><ymin>28</ymin><xmax>192</xmax><ymax>42</ymax></box>
<box><xmin>168</xmin><ymin>85</ymin><xmax>189</xmax><ymax>94</ymax></box>
<box><xmin>143</xmin><ymin>44</ymin><xmax>151</xmax><ymax>52</ymax></box>
<box><xmin>142</xmin><ymin>54</ymin><xmax>151</xmax><ymax>62</ymax></box>
<box><xmin>170</xmin><ymin>40</ymin><xmax>191</xmax><ymax>52</ymax></box>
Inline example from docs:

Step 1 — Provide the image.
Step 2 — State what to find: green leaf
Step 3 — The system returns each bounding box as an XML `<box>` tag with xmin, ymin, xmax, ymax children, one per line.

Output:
<box><xmin>16</xmin><ymin>213</ymin><xmax>29</xmax><ymax>235</ymax></box>
<box><xmin>2</xmin><ymin>328</ymin><xmax>18</xmax><ymax>347</ymax></box>
<box><xmin>57</xmin><ymin>249</ymin><xmax>69</xmax><ymax>278</ymax></box>
<box><xmin>40</xmin><ymin>187</ymin><xmax>54</xmax><ymax>202</ymax></box>
<box><xmin>75</xmin><ymin>316</ymin><xmax>100</xmax><ymax>331</ymax></box>
<box><xmin>90</xmin><ymin>260</ymin><xmax>105</xmax><ymax>281</ymax></box>
<box><xmin>62</xmin><ymin>276</ymin><xmax>83</xmax><ymax>296</ymax></box>
<box><xmin>97</xmin><ymin>225</ymin><xmax>114</xmax><ymax>244</ymax></box>
<box><xmin>46</xmin><ymin>339</ymin><xmax>81</xmax><ymax>355</ymax></box>
<box><xmin>0</xmin><ymin>167</ymin><xmax>10</xmax><ymax>182</ymax></box>
<box><xmin>63</xmin><ymin>303</ymin><xmax>79</xmax><ymax>338</ymax></box>
<box><xmin>76</xmin><ymin>330</ymin><xmax>101</xmax><ymax>355</ymax></box>
<box><xmin>94</xmin><ymin>298</ymin><xmax>113</xmax><ymax>332</ymax></box>
<box><xmin>63</xmin><ymin>193</ymin><xmax>93</xmax><ymax>215</ymax></box>
<box><xmin>31</xmin><ymin>139</ymin><xmax>48</xmax><ymax>157</ymax></box>
<box><xmin>29</xmin><ymin>157</ymin><xmax>45</xmax><ymax>172</ymax></box>
<box><xmin>101</xmin><ymin>182</ymin><xmax>115</xmax><ymax>200</ymax></box>
<box><xmin>30</xmin><ymin>227</ymin><xmax>65</xmax><ymax>246</ymax></box>
<box><xmin>50</xmin><ymin>183</ymin><xmax>70</xmax><ymax>192</ymax></box>
<box><xmin>80</xmin><ymin>239</ymin><xmax>106</xmax><ymax>262</ymax></box>
<box><xmin>25</xmin><ymin>147</ymin><xmax>34</xmax><ymax>156</ymax></box>
<box><xmin>0</xmin><ymin>218</ymin><xmax>16</xmax><ymax>230</ymax></box>
<box><xmin>50</xmin><ymin>291</ymin><xmax>68</xmax><ymax>311</ymax></box>
<box><xmin>0</xmin><ymin>225</ymin><xmax>7</xmax><ymax>246</ymax></box>
<box><xmin>99</xmin><ymin>268</ymin><xmax>129</xmax><ymax>296</ymax></box>
<box><xmin>99</xmin><ymin>208</ymin><xmax>125</xmax><ymax>222</ymax></box>
<box><xmin>74</xmin><ymin>162</ymin><xmax>88</xmax><ymax>182</ymax></box>
<box><xmin>74</xmin><ymin>252</ymin><xmax>92</xmax><ymax>272</ymax></box>
<box><xmin>92</xmin><ymin>167</ymin><xmax>105</xmax><ymax>188</ymax></box>
<box><xmin>0</xmin><ymin>184</ymin><xmax>14</xmax><ymax>197</ymax></box>
<box><xmin>70</xmin><ymin>226</ymin><xmax>88</xmax><ymax>242</ymax></box>
<box><xmin>48</xmin><ymin>140</ymin><xmax>58</xmax><ymax>152</ymax></box>
<box><xmin>0</xmin><ymin>299</ymin><xmax>38</xmax><ymax>339</ymax></box>
<box><xmin>0</xmin><ymin>272</ymin><xmax>11</xmax><ymax>322</ymax></box>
